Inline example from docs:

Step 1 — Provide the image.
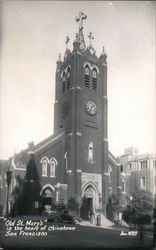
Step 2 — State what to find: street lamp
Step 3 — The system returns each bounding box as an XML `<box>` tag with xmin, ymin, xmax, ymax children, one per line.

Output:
<box><xmin>129</xmin><ymin>195</ymin><xmax>133</xmax><ymax>229</ymax></box>
<box><xmin>6</xmin><ymin>169</ymin><xmax>12</xmax><ymax>217</ymax></box>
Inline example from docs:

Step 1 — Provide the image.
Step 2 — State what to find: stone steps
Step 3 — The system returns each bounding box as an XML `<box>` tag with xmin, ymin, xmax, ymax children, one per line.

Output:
<box><xmin>100</xmin><ymin>213</ymin><xmax>114</xmax><ymax>227</ymax></box>
<box><xmin>80</xmin><ymin>214</ymin><xmax>114</xmax><ymax>228</ymax></box>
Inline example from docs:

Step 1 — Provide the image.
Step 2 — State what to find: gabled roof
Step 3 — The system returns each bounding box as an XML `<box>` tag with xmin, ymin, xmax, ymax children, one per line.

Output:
<box><xmin>108</xmin><ymin>150</ymin><xmax>120</xmax><ymax>167</ymax></box>
<box><xmin>34</xmin><ymin>131</ymin><xmax>66</xmax><ymax>153</ymax></box>
<box><xmin>34</xmin><ymin>134</ymin><xmax>55</xmax><ymax>150</ymax></box>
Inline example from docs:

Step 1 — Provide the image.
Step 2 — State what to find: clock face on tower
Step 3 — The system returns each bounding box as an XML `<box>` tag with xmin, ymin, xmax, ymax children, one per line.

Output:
<box><xmin>85</xmin><ymin>100</ymin><xmax>97</xmax><ymax>116</ymax></box>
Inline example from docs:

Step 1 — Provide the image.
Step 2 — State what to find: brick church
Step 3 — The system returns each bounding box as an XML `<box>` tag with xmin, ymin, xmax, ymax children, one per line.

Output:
<box><xmin>0</xmin><ymin>11</ymin><xmax>121</xmax><ymax>217</ymax></box>
<box><xmin>32</xmin><ymin>11</ymin><xmax>120</xmax><ymax>216</ymax></box>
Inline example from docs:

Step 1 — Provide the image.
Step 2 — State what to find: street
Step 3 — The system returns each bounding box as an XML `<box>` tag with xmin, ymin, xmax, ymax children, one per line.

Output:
<box><xmin>0</xmin><ymin>217</ymin><xmax>154</xmax><ymax>249</ymax></box>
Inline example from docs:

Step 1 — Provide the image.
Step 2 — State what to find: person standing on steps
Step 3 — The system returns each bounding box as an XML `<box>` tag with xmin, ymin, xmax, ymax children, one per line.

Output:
<box><xmin>88</xmin><ymin>210</ymin><xmax>91</xmax><ymax>223</ymax></box>
<box><xmin>89</xmin><ymin>210</ymin><xmax>95</xmax><ymax>224</ymax></box>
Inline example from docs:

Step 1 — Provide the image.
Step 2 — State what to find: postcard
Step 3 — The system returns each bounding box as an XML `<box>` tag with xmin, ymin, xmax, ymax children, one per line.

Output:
<box><xmin>0</xmin><ymin>1</ymin><xmax>155</xmax><ymax>249</ymax></box>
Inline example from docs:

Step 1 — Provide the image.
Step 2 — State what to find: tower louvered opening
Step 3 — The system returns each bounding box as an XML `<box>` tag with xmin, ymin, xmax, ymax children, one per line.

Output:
<box><xmin>85</xmin><ymin>66</ymin><xmax>90</xmax><ymax>88</ymax></box>
<box><xmin>67</xmin><ymin>77</ymin><xmax>70</xmax><ymax>89</ymax></box>
<box><xmin>85</xmin><ymin>75</ymin><xmax>90</xmax><ymax>87</ymax></box>
<box><xmin>92</xmin><ymin>69</ymin><xmax>97</xmax><ymax>90</ymax></box>
<box><xmin>92</xmin><ymin>77</ymin><xmax>97</xmax><ymax>90</ymax></box>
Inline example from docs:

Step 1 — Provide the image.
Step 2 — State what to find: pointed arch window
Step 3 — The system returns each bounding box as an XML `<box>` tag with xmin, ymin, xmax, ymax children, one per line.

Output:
<box><xmin>88</xmin><ymin>141</ymin><xmax>93</xmax><ymax>164</ymax></box>
<box><xmin>42</xmin><ymin>188</ymin><xmax>53</xmax><ymax>198</ymax></box>
<box><xmin>108</xmin><ymin>166</ymin><xmax>112</xmax><ymax>183</ymax></box>
<box><xmin>84</xmin><ymin>185</ymin><xmax>94</xmax><ymax>198</ymax></box>
<box><xmin>85</xmin><ymin>66</ymin><xmax>90</xmax><ymax>88</ymax></box>
<box><xmin>67</xmin><ymin>67</ymin><xmax>70</xmax><ymax>89</ymax></box>
<box><xmin>62</xmin><ymin>72</ymin><xmax>66</xmax><ymax>93</ymax></box>
<box><xmin>92</xmin><ymin>68</ymin><xmax>97</xmax><ymax>90</ymax></box>
<box><xmin>41</xmin><ymin>159</ymin><xmax>48</xmax><ymax>177</ymax></box>
<box><xmin>50</xmin><ymin>160</ymin><xmax>56</xmax><ymax>177</ymax></box>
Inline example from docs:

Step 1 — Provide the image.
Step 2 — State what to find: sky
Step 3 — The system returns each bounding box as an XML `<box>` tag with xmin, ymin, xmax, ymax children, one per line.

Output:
<box><xmin>0</xmin><ymin>0</ymin><xmax>155</xmax><ymax>159</ymax></box>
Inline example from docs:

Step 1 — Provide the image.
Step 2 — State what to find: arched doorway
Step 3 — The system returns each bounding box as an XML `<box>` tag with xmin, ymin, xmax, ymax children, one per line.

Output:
<box><xmin>40</xmin><ymin>184</ymin><xmax>55</xmax><ymax>213</ymax></box>
<box><xmin>80</xmin><ymin>185</ymin><xmax>96</xmax><ymax>219</ymax></box>
<box><xmin>42</xmin><ymin>188</ymin><xmax>53</xmax><ymax>206</ymax></box>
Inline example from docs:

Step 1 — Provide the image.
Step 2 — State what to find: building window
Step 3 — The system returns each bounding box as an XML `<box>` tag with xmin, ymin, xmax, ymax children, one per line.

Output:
<box><xmin>153</xmin><ymin>160</ymin><xmax>156</xmax><ymax>169</ymax></box>
<box><xmin>88</xmin><ymin>142</ymin><xmax>93</xmax><ymax>164</ymax></box>
<box><xmin>141</xmin><ymin>176</ymin><xmax>146</xmax><ymax>188</ymax></box>
<box><xmin>62</xmin><ymin>72</ymin><xmax>66</xmax><ymax>93</ymax></box>
<box><xmin>92</xmin><ymin>69</ymin><xmax>97</xmax><ymax>90</ymax></box>
<box><xmin>4</xmin><ymin>174</ymin><xmax>7</xmax><ymax>187</ymax></box>
<box><xmin>129</xmin><ymin>163</ymin><xmax>131</xmax><ymax>171</ymax></box>
<box><xmin>120</xmin><ymin>165</ymin><xmax>123</xmax><ymax>172</ymax></box>
<box><xmin>122</xmin><ymin>180</ymin><xmax>125</xmax><ymax>193</ymax></box>
<box><xmin>42</xmin><ymin>188</ymin><xmax>53</xmax><ymax>198</ymax></box>
<box><xmin>108</xmin><ymin>166</ymin><xmax>112</xmax><ymax>183</ymax></box>
<box><xmin>50</xmin><ymin>160</ymin><xmax>56</xmax><ymax>177</ymax></box>
<box><xmin>67</xmin><ymin>68</ymin><xmax>70</xmax><ymax>89</ymax></box>
<box><xmin>140</xmin><ymin>160</ymin><xmax>147</xmax><ymax>170</ymax></box>
<box><xmin>85</xmin><ymin>66</ymin><xmax>90</xmax><ymax>88</ymax></box>
<box><xmin>42</xmin><ymin>159</ymin><xmax>48</xmax><ymax>176</ymax></box>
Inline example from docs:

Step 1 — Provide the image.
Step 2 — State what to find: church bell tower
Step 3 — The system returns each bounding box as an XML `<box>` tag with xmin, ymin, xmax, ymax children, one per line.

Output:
<box><xmin>54</xmin><ymin>11</ymin><xmax>108</xmax><ymax>215</ymax></box>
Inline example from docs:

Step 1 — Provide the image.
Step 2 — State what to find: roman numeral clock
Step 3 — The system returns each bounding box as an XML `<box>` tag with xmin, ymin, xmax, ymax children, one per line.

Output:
<box><xmin>85</xmin><ymin>100</ymin><xmax>97</xmax><ymax>116</ymax></box>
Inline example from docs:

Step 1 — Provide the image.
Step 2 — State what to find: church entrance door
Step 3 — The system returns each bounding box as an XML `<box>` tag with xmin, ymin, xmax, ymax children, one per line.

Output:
<box><xmin>87</xmin><ymin>198</ymin><xmax>93</xmax><ymax>211</ymax></box>
<box><xmin>80</xmin><ymin>185</ymin><xmax>95</xmax><ymax>219</ymax></box>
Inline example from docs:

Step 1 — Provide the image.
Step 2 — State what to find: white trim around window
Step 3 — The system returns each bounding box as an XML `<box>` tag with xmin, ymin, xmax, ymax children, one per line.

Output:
<box><xmin>40</xmin><ymin>157</ymin><xmax>49</xmax><ymax>177</ymax></box>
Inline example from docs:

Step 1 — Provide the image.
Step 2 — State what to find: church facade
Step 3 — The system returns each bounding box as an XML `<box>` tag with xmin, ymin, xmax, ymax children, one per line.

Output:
<box><xmin>0</xmin><ymin>12</ymin><xmax>121</xmax><ymax>217</ymax></box>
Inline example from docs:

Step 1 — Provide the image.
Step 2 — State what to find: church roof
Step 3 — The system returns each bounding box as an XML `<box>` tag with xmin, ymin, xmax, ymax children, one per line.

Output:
<box><xmin>108</xmin><ymin>150</ymin><xmax>120</xmax><ymax>166</ymax></box>
<box><xmin>34</xmin><ymin>131</ymin><xmax>66</xmax><ymax>153</ymax></box>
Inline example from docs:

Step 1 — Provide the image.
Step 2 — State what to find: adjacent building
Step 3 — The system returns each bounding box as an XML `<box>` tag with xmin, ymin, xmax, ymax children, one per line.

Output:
<box><xmin>119</xmin><ymin>147</ymin><xmax>156</xmax><ymax>207</ymax></box>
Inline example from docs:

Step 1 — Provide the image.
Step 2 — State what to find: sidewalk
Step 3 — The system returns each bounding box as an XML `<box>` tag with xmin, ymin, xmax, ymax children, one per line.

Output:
<box><xmin>79</xmin><ymin>216</ymin><xmax>129</xmax><ymax>231</ymax></box>
<box><xmin>80</xmin><ymin>216</ymin><xmax>115</xmax><ymax>230</ymax></box>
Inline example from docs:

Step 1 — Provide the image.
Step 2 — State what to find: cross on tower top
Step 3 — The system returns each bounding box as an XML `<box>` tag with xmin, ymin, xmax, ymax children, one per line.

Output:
<box><xmin>88</xmin><ymin>32</ymin><xmax>94</xmax><ymax>46</ymax></box>
<box><xmin>75</xmin><ymin>11</ymin><xmax>87</xmax><ymax>30</ymax></box>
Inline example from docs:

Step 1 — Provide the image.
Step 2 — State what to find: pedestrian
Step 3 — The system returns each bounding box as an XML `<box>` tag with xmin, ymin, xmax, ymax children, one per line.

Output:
<box><xmin>92</xmin><ymin>211</ymin><xmax>95</xmax><ymax>224</ymax></box>
<box><xmin>89</xmin><ymin>210</ymin><xmax>95</xmax><ymax>224</ymax></box>
<box><xmin>97</xmin><ymin>214</ymin><xmax>101</xmax><ymax>226</ymax></box>
<box><xmin>88</xmin><ymin>210</ymin><xmax>91</xmax><ymax>223</ymax></box>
